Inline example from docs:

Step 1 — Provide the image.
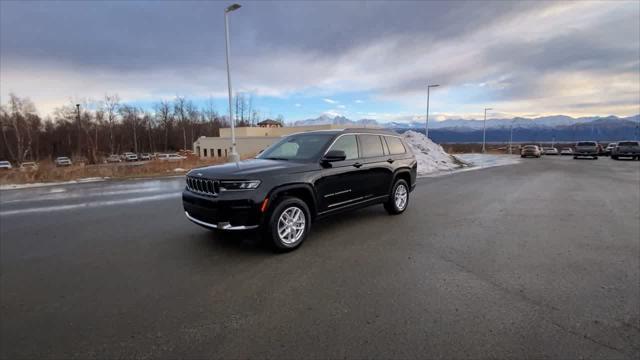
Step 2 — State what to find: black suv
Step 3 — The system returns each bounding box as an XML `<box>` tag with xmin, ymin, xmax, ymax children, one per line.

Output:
<box><xmin>183</xmin><ymin>129</ymin><xmax>417</xmax><ymax>251</ymax></box>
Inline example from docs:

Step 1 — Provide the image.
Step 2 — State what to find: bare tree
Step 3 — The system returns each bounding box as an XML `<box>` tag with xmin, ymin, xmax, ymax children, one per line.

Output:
<box><xmin>173</xmin><ymin>97</ymin><xmax>188</xmax><ymax>150</ymax></box>
<box><xmin>155</xmin><ymin>101</ymin><xmax>172</xmax><ymax>152</ymax></box>
<box><xmin>103</xmin><ymin>94</ymin><xmax>120</xmax><ymax>154</ymax></box>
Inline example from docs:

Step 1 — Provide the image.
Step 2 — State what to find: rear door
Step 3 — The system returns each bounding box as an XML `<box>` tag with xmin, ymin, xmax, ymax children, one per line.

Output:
<box><xmin>357</xmin><ymin>134</ymin><xmax>394</xmax><ymax>199</ymax></box>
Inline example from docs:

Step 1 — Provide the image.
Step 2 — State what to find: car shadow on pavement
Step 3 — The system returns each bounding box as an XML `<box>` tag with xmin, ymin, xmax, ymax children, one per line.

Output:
<box><xmin>192</xmin><ymin>229</ymin><xmax>272</xmax><ymax>255</ymax></box>
<box><xmin>188</xmin><ymin>205</ymin><xmax>390</xmax><ymax>254</ymax></box>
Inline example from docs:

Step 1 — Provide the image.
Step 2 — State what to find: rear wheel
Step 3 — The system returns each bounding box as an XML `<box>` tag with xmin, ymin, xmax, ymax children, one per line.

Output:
<box><xmin>612</xmin><ymin>155</ymin><xmax>618</xmax><ymax>160</ymax></box>
<box><xmin>384</xmin><ymin>179</ymin><xmax>409</xmax><ymax>215</ymax></box>
<box><xmin>264</xmin><ymin>196</ymin><xmax>311</xmax><ymax>252</ymax></box>
<box><xmin>593</xmin><ymin>156</ymin><xmax>598</xmax><ymax>160</ymax></box>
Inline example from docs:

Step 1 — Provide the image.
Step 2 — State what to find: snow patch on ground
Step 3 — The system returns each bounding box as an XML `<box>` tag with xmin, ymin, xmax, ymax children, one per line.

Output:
<box><xmin>173</xmin><ymin>168</ymin><xmax>187</xmax><ymax>172</ymax></box>
<box><xmin>402</xmin><ymin>130</ymin><xmax>469</xmax><ymax>176</ymax></box>
<box><xmin>0</xmin><ymin>177</ymin><xmax>109</xmax><ymax>190</ymax></box>
<box><xmin>455</xmin><ymin>154</ymin><xmax>521</xmax><ymax>170</ymax></box>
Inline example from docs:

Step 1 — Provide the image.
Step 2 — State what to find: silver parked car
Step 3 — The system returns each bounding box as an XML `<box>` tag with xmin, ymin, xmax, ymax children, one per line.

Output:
<box><xmin>574</xmin><ymin>141</ymin><xmax>598</xmax><ymax>159</ymax></box>
<box><xmin>521</xmin><ymin>145</ymin><xmax>542</xmax><ymax>158</ymax></box>
<box><xmin>611</xmin><ymin>141</ymin><xmax>640</xmax><ymax>160</ymax></box>
<box><xmin>543</xmin><ymin>147</ymin><xmax>559</xmax><ymax>155</ymax></box>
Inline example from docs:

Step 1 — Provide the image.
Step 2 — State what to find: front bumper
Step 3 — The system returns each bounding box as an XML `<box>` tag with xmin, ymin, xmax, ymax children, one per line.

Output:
<box><xmin>184</xmin><ymin>211</ymin><xmax>258</xmax><ymax>230</ymax></box>
<box><xmin>182</xmin><ymin>190</ymin><xmax>264</xmax><ymax>230</ymax></box>
<box><xmin>574</xmin><ymin>152</ymin><xmax>597</xmax><ymax>156</ymax></box>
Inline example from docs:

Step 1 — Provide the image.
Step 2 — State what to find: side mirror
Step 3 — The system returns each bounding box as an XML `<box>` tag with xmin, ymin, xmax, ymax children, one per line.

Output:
<box><xmin>321</xmin><ymin>150</ymin><xmax>347</xmax><ymax>163</ymax></box>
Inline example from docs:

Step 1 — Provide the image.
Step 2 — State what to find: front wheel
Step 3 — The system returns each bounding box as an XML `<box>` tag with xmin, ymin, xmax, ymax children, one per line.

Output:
<box><xmin>384</xmin><ymin>179</ymin><xmax>410</xmax><ymax>215</ymax></box>
<box><xmin>264</xmin><ymin>196</ymin><xmax>311</xmax><ymax>252</ymax></box>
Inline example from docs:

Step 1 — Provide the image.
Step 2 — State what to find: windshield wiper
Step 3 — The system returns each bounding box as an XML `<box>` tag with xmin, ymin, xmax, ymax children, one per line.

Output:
<box><xmin>263</xmin><ymin>157</ymin><xmax>289</xmax><ymax>161</ymax></box>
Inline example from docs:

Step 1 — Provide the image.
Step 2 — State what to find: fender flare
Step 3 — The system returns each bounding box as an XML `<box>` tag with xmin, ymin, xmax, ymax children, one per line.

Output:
<box><xmin>267</xmin><ymin>183</ymin><xmax>318</xmax><ymax>216</ymax></box>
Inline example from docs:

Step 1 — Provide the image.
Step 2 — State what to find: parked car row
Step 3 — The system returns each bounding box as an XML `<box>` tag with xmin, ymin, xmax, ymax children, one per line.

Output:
<box><xmin>1</xmin><ymin>152</ymin><xmax>191</xmax><ymax>171</ymax></box>
<box><xmin>105</xmin><ymin>152</ymin><xmax>184</xmax><ymax>163</ymax></box>
<box><xmin>520</xmin><ymin>141</ymin><xmax>640</xmax><ymax>160</ymax></box>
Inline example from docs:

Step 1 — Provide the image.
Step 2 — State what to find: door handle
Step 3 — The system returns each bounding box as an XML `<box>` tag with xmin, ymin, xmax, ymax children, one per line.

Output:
<box><xmin>353</xmin><ymin>162</ymin><xmax>363</xmax><ymax>168</ymax></box>
<box><xmin>387</xmin><ymin>158</ymin><xmax>395</xmax><ymax>163</ymax></box>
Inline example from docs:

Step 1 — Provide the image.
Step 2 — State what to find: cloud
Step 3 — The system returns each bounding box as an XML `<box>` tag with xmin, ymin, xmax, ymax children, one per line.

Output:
<box><xmin>1</xmin><ymin>0</ymin><xmax>638</xmax><ymax>118</ymax></box>
<box><xmin>337</xmin><ymin>104</ymin><xmax>346</xmax><ymax>109</ymax></box>
<box><xmin>294</xmin><ymin>103</ymin><xmax>301</xmax><ymax>107</ymax></box>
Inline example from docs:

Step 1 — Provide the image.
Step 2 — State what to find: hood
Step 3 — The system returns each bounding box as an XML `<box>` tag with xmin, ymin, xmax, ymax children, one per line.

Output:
<box><xmin>188</xmin><ymin>158</ymin><xmax>318</xmax><ymax>179</ymax></box>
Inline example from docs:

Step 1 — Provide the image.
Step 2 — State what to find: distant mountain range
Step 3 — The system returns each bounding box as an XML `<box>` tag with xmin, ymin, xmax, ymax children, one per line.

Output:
<box><xmin>293</xmin><ymin>114</ymin><xmax>640</xmax><ymax>143</ymax></box>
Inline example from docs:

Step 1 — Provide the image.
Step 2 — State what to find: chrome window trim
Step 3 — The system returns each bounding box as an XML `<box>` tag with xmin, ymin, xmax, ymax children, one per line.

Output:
<box><xmin>322</xmin><ymin>132</ymin><xmax>404</xmax><ymax>157</ymax></box>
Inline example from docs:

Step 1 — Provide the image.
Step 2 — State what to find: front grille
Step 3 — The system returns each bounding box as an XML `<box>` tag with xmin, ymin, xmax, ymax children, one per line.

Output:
<box><xmin>186</xmin><ymin>176</ymin><xmax>218</xmax><ymax>196</ymax></box>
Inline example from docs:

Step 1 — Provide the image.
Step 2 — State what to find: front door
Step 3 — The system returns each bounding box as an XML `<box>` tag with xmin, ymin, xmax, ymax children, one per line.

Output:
<box><xmin>315</xmin><ymin>134</ymin><xmax>364</xmax><ymax>212</ymax></box>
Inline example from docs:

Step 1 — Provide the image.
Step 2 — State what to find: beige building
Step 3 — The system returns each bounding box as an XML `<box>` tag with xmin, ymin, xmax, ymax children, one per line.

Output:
<box><xmin>193</xmin><ymin>124</ymin><xmax>350</xmax><ymax>159</ymax></box>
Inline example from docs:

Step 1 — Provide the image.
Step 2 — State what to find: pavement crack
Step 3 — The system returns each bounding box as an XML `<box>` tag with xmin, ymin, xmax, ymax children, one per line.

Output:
<box><xmin>436</xmin><ymin>253</ymin><xmax>559</xmax><ymax>312</ymax></box>
<box><xmin>549</xmin><ymin>320</ymin><xmax>626</xmax><ymax>354</ymax></box>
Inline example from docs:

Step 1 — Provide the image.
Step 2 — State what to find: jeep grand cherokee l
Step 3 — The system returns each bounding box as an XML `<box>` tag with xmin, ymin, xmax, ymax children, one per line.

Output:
<box><xmin>182</xmin><ymin>129</ymin><xmax>417</xmax><ymax>251</ymax></box>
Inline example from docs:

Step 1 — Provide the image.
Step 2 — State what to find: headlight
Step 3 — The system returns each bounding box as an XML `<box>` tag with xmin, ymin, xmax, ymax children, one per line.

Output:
<box><xmin>219</xmin><ymin>180</ymin><xmax>261</xmax><ymax>191</ymax></box>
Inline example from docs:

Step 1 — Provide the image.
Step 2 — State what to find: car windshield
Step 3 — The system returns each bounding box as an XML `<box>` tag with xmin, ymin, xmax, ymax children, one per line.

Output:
<box><xmin>258</xmin><ymin>133</ymin><xmax>335</xmax><ymax>161</ymax></box>
<box><xmin>524</xmin><ymin>145</ymin><xmax>537</xmax><ymax>149</ymax></box>
<box><xmin>577</xmin><ymin>142</ymin><xmax>596</xmax><ymax>146</ymax></box>
<box><xmin>618</xmin><ymin>141</ymin><xmax>639</xmax><ymax>146</ymax></box>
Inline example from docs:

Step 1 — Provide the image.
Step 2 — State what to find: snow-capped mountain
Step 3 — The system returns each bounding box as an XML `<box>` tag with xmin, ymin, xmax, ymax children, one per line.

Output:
<box><xmin>293</xmin><ymin>114</ymin><xmax>638</xmax><ymax>130</ymax></box>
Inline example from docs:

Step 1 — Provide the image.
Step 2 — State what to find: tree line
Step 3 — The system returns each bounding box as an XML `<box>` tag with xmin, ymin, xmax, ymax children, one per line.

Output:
<box><xmin>0</xmin><ymin>93</ymin><xmax>284</xmax><ymax>164</ymax></box>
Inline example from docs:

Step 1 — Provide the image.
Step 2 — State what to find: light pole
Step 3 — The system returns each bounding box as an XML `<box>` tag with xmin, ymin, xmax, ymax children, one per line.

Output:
<box><xmin>76</xmin><ymin>104</ymin><xmax>81</xmax><ymax>156</ymax></box>
<box><xmin>509</xmin><ymin>118</ymin><xmax>515</xmax><ymax>155</ymax></box>
<box><xmin>425</xmin><ymin>84</ymin><xmax>439</xmax><ymax>139</ymax></box>
<box><xmin>224</xmin><ymin>3</ymin><xmax>241</xmax><ymax>162</ymax></box>
<box><xmin>482</xmin><ymin>107</ymin><xmax>492</xmax><ymax>153</ymax></box>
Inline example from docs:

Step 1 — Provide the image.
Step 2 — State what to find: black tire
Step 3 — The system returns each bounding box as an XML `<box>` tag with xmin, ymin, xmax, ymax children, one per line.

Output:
<box><xmin>573</xmin><ymin>156</ymin><xmax>578</xmax><ymax>159</ymax></box>
<box><xmin>612</xmin><ymin>155</ymin><xmax>618</xmax><ymax>160</ymax></box>
<box><xmin>263</xmin><ymin>196</ymin><xmax>311</xmax><ymax>252</ymax></box>
<box><xmin>593</xmin><ymin>156</ymin><xmax>598</xmax><ymax>160</ymax></box>
<box><xmin>520</xmin><ymin>155</ymin><xmax>525</xmax><ymax>158</ymax></box>
<box><xmin>384</xmin><ymin>179</ymin><xmax>410</xmax><ymax>215</ymax></box>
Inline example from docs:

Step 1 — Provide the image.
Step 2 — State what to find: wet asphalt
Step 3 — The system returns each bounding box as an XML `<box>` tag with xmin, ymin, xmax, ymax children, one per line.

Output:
<box><xmin>1</xmin><ymin>156</ymin><xmax>639</xmax><ymax>359</ymax></box>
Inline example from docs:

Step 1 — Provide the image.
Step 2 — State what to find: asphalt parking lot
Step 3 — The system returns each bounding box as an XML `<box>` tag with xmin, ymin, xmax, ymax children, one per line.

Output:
<box><xmin>1</xmin><ymin>156</ymin><xmax>639</xmax><ymax>359</ymax></box>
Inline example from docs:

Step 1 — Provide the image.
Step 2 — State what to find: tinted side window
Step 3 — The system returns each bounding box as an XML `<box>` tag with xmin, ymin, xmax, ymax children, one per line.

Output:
<box><xmin>359</xmin><ymin>135</ymin><xmax>384</xmax><ymax>158</ymax></box>
<box><xmin>385</xmin><ymin>136</ymin><xmax>406</xmax><ymax>155</ymax></box>
<box><xmin>328</xmin><ymin>135</ymin><xmax>358</xmax><ymax>160</ymax></box>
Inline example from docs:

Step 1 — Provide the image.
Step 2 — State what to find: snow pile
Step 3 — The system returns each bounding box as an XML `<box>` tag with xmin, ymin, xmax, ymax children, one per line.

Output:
<box><xmin>402</xmin><ymin>130</ymin><xmax>467</xmax><ymax>176</ymax></box>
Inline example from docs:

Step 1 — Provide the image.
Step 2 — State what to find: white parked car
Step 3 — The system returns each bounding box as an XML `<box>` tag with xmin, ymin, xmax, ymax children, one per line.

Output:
<box><xmin>106</xmin><ymin>154</ymin><xmax>122</xmax><ymax>163</ymax></box>
<box><xmin>560</xmin><ymin>148</ymin><xmax>573</xmax><ymax>156</ymax></box>
<box><xmin>20</xmin><ymin>161</ymin><xmax>39</xmax><ymax>171</ymax></box>
<box><xmin>123</xmin><ymin>153</ymin><xmax>138</xmax><ymax>162</ymax></box>
<box><xmin>158</xmin><ymin>153</ymin><xmax>187</xmax><ymax>161</ymax></box>
<box><xmin>0</xmin><ymin>160</ymin><xmax>12</xmax><ymax>170</ymax></box>
<box><xmin>55</xmin><ymin>157</ymin><xmax>73</xmax><ymax>166</ymax></box>
<box><xmin>543</xmin><ymin>147</ymin><xmax>559</xmax><ymax>155</ymax></box>
<box><xmin>139</xmin><ymin>153</ymin><xmax>152</xmax><ymax>161</ymax></box>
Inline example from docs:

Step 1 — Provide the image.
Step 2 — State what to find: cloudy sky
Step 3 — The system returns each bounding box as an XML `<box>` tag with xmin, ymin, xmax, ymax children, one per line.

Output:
<box><xmin>1</xmin><ymin>0</ymin><xmax>639</xmax><ymax>122</ymax></box>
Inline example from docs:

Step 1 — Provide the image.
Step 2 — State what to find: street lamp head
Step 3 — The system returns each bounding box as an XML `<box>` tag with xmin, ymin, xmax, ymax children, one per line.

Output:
<box><xmin>225</xmin><ymin>3</ymin><xmax>241</xmax><ymax>13</ymax></box>
<box><xmin>485</xmin><ymin>107</ymin><xmax>493</xmax><ymax>111</ymax></box>
<box><xmin>428</xmin><ymin>84</ymin><xmax>440</xmax><ymax>88</ymax></box>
